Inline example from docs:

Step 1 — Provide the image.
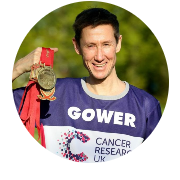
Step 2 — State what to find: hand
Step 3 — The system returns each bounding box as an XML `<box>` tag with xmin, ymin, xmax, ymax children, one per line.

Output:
<box><xmin>12</xmin><ymin>47</ymin><xmax>58</xmax><ymax>81</ymax></box>
<box><xmin>14</xmin><ymin>47</ymin><xmax>58</xmax><ymax>72</ymax></box>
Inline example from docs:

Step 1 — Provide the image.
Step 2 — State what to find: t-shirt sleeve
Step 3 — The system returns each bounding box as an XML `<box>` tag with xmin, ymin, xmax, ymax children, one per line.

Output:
<box><xmin>13</xmin><ymin>87</ymin><xmax>25</xmax><ymax>112</ymax></box>
<box><xmin>145</xmin><ymin>102</ymin><xmax>161</xmax><ymax>140</ymax></box>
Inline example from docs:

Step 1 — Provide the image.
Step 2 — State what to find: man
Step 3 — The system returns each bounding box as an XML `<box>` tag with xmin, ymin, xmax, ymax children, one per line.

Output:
<box><xmin>13</xmin><ymin>8</ymin><xmax>161</xmax><ymax>163</ymax></box>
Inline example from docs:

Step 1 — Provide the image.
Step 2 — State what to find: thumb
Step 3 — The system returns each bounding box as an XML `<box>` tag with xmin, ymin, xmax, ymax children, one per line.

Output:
<box><xmin>50</xmin><ymin>47</ymin><xmax>58</xmax><ymax>53</ymax></box>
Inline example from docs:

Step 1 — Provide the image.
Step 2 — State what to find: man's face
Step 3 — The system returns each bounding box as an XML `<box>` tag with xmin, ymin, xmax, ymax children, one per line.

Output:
<box><xmin>73</xmin><ymin>24</ymin><xmax>122</xmax><ymax>80</ymax></box>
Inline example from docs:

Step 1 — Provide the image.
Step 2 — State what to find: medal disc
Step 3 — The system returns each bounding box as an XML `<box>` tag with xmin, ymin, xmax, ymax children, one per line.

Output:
<box><xmin>37</xmin><ymin>67</ymin><xmax>56</xmax><ymax>90</ymax></box>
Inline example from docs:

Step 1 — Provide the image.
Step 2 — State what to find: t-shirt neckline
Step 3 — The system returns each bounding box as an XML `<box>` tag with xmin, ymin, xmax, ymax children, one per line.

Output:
<box><xmin>81</xmin><ymin>77</ymin><xmax>129</xmax><ymax>100</ymax></box>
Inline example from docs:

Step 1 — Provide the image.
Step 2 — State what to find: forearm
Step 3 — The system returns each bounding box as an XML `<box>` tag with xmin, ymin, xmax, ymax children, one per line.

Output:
<box><xmin>12</xmin><ymin>58</ymin><xmax>26</xmax><ymax>82</ymax></box>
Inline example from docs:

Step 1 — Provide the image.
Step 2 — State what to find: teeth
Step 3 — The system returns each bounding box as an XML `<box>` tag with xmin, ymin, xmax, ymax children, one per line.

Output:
<box><xmin>95</xmin><ymin>63</ymin><xmax>106</xmax><ymax>67</ymax></box>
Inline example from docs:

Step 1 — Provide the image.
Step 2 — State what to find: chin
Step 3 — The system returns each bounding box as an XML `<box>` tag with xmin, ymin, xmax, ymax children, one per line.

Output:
<box><xmin>91</xmin><ymin>73</ymin><xmax>108</xmax><ymax>81</ymax></box>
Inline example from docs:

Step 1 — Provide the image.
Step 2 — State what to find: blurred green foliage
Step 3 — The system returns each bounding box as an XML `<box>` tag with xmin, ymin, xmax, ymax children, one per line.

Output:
<box><xmin>12</xmin><ymin>1</ymin><xmax>168</xmax><ymax>112</ymax></box>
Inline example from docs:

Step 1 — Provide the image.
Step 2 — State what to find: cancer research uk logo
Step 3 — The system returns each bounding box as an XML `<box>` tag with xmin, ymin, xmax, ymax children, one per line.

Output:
<box><xmin>57</xmin><ymin>129</ymin><xmax>90</xmax><ymax>162</ymax></box>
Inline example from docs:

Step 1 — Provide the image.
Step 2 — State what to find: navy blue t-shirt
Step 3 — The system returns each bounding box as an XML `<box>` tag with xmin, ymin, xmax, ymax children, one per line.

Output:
<box><xmin>13</xmin><ymin>78</ymin><xmax>161</xmax><ymax>162</ymax></box>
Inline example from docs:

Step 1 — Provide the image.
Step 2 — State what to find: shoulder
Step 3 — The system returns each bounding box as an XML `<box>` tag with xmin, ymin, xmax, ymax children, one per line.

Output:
<box><xmin>13</xmin><ymin>87</ymin><xmax>26</xmax><ymax>98</ymax></box>
<box><xmin>56</xmin><ymin>77</ymin><xmax>81</xmax><ymax>84</ymax></box>
<box><xmin>128</xmin><ymin>84</ymin><xmax>160</xmax><ymax>114</ymax></box>
<box><xmin>55</xmin><ymin>77</ymin><xmax>83</xmax><ymax>94</ymax></box>
<box><xmin>56</xmin><ymin>77</ymin><xmax>81</xmax><ymax>88</ymax></box>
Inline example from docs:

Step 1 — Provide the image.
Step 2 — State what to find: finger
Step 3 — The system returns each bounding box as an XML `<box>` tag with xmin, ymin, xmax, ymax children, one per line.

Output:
<box><xmin>50</xmin><ymin>48</ymin><xmax>58</xmax><ymax>53</ymax></box>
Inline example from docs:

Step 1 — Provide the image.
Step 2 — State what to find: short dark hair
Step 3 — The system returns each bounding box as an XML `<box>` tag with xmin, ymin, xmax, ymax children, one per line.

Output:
<box><xmin>73</xmin><ymin>8</ymin><xmax>120</xmax><ymax>46</ymax></box>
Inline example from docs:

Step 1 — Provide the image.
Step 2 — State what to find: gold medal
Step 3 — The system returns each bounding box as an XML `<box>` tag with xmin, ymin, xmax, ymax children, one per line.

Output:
<box><xmin>29</xmin><ymin>62</ymin><xmax>56</xmax><ymax>101</ymax></box>
<box><xmin>37</xmin><ymin>66</ymin><xmax>56</xmax><ymax>91</ymax></box>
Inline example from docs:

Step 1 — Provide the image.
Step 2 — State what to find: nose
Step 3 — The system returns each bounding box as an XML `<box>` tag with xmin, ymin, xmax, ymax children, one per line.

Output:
<box><xmin>95</xmin><ymin>47</ymin><xmax>104</xmax><ymax>62</ymax></box>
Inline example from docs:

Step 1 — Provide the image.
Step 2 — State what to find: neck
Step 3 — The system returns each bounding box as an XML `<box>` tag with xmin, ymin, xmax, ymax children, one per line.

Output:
<box><xmin>86</xmin><ymin>71</ymin><xmax>126</xmax><ymax>96</ymax></box>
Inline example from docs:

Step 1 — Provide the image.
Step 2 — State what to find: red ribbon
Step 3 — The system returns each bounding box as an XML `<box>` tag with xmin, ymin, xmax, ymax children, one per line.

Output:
<box><xmin>18</xmin><ymin>81</ymin><xmax>41</xmax><ymax>140</ymax></box>
<box><xmin>18</xmin><ymin>48</ymin><xmax>54</xmax><ymax>141</ymax></box>
<box><xmin>40</xmin><ymin>47</ymin><xmax>54</xmax><ymax>67</ymax></box>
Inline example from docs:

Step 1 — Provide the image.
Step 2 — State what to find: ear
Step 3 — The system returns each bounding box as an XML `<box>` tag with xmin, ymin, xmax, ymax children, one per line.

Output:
<box><xmin>116</xmin><ymin>35</ymin><xmax>122</xmax><ymax>53</ymax></box>
<box><xmin>72</xmin><ymin>37</ymin><xmax>81</xmax><ymax>55</ymax></box>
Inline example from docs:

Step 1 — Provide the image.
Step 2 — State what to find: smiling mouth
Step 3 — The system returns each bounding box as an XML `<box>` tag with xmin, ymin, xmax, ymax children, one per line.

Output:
<box><xmin>93</xmin><ymin>63</ymin><xmax>107</xmax><ymax>67</ymax></box>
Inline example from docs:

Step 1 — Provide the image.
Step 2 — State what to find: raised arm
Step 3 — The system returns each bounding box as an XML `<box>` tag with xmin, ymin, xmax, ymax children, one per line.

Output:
<box><xmin>12</xmin><ymin>47</ymin><xmax>58</xmax><ymax>82</ymax></box>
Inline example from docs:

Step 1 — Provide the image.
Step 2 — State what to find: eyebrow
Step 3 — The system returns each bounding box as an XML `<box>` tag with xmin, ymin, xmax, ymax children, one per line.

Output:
<box><xmin>103</xmin><ymin>41</ymin><xmax>112</xmax><ymax>43</ymax></box>
<box><xmin>84</xmin><ymin>40</ymin><xmax>114</xmax><ymax>45</ymax></box>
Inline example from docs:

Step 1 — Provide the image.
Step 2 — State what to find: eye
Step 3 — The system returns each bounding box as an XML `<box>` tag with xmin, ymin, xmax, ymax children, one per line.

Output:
<box><xmin>87</xmin><ymin>44</ymin><xmax>95</xmax><ymax>48</ymax></box>
<box><xmin>103</xmin><ymin>43</ymin><xmax>110</xmax><ymax>46</ymax></box>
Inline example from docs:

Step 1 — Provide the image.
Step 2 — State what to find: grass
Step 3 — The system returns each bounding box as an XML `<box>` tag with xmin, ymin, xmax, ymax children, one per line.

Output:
<box><xmin>34</xmin><ymin>128</ymin><xmax>41</xmax><ymax>144</ymax></box>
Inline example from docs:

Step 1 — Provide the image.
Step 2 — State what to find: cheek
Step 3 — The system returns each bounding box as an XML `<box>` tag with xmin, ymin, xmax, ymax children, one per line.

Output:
<box><xmin>82</xmin><ymin>54</ymin><xmax>91</xmax><ymax>69</ymax></box>
<box><xmin>82</xmin><ymin>52</ymin><xmax>94</xmax><ymax>62</ymax></box>
<box><xmin>104</xmin><ymin>47</ymin><xmax>116</xmax><ymax>57</ymax></box>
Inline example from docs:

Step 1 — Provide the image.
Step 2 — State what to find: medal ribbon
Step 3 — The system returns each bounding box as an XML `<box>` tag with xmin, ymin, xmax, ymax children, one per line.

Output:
<box><xmin>40</xmin><ymin>47</ymin><xmax>54</xmax><ymax>67</ymax></box>
<box><xmin>18</xmin><ymin>47</ymin><xmax>54</xmax><ymax>141</ymax></box>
